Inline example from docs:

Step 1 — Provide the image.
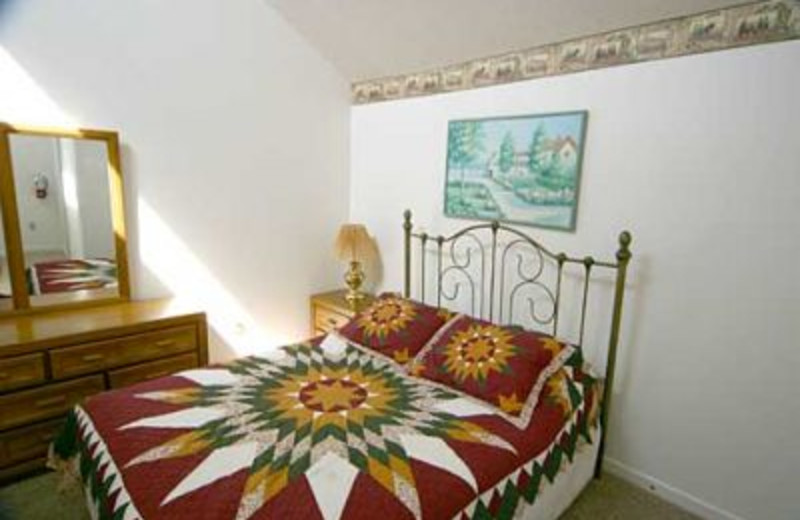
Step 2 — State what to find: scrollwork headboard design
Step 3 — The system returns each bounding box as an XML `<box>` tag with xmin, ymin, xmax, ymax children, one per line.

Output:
<box><xmin>402</xmin><ymin>210</ymin><xmax>632</xmax><ymax>476</ymax></box>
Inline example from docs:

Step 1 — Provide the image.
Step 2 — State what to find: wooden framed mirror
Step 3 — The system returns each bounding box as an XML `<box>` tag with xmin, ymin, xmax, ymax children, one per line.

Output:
<box><xmin>0</xmin><ymin>123</ymin><xmax>129</xmax><ymax>314</ymax></box>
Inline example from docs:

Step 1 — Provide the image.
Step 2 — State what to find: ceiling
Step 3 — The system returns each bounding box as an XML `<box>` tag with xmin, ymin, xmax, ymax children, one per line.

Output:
<box><xmin>264</xmin><ymin>0</ymin><xmax>749</xmax><ymax>81</ymax></box>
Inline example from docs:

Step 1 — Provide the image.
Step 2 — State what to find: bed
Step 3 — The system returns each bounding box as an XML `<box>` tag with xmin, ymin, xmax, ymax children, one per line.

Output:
<box><xmin>49</xmin><ymin>211</ymin><xmax>632</xmax><ymax>520</ymax></box>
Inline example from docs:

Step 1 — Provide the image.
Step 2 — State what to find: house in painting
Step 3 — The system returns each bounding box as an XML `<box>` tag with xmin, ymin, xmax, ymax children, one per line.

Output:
<box><xmin>540</xmin><ymin>136</ymin><xmax>579</xmax><ymax>170</ymax></box>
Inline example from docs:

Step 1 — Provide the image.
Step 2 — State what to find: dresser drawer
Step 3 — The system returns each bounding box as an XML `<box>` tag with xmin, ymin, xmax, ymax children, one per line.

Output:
<box><xmin>108</xmin><ymin>352</ymin><xmax>199</xmax><ymax>389</ymax></box>
<box><xmin>0</xmin><ymin>418</ymin><xmax>63</xmax><ymax>467</ymax></box>
<box><xmin>314</xmin><ymin>306</ymin><xmax>352</xmax><ymax>333</ymax></box>
<box><xmin>50</xmin><ymin>325</ymin><xmax>198</xmax><ymax>379</ymax></box>
<box><xmin>0</xmin><ymin>375</ymin><xmax>104</xmax><ymax>430</ymax></box>
<box><xmin>0</xmin><ymin>353</ymin><xmax>46</xmax><ymax>392</ymax></box>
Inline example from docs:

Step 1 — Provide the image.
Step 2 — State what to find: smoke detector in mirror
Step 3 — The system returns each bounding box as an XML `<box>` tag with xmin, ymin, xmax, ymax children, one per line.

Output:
<box><xmin>33</xmin><ymin>173</ymin><xmax>48</xmax><ymax>199</ymax></box>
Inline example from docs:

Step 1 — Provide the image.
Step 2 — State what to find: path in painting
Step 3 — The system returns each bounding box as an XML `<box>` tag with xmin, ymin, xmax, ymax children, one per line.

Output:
<box><xmin>474</xmin><ymin>178</ymin><xmax>572</xmax><ymax>228</ymax></box>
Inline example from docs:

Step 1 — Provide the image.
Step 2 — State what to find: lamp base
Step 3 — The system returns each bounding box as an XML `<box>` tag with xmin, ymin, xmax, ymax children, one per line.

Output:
<box><xmin>344</xmin><ymin>260</ymin><xmax>366</xmax><ymax>310</ymax></box>
<box><xmin>345</xmin><ymin>289</ymin><xmax>367</xmax><ymax>308</ymax></box>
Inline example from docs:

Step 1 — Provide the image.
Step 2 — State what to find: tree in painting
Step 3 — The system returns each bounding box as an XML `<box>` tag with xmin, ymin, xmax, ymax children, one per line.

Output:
<box><xmin>448</xmin><ymin>121</ymin><xmax>484</xmax><ymax>172</ymax></box>
<box><xmin>527</xmin><ymin>124</ymin><xmax>545</xmax><ymax>174</ymax></box>
<box><xmin>446</xmin><ymin>121</ymin><xmax>500</xmax><ymax>218</ymax></box>
<box><xmin>498</xmin><ymin>132</ymin><xmax>515</xmax><ymax>175</ymax></box>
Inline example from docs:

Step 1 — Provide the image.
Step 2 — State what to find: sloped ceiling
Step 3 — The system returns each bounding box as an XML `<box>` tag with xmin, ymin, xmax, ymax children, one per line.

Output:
<box><xmin>264</xmin><ymin>0</ymin><xmax>748</xmax><ymax>81</ymax></box>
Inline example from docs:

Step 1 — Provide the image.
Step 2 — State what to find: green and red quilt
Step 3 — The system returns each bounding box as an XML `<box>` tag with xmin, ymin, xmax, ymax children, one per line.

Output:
<box><xmin>51</xmin><ymin>338</ymin><xmax>598</xmax><ymax>520</ymax></box>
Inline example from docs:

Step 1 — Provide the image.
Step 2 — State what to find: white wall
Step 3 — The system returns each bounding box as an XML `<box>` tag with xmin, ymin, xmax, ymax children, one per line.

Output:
<box><xmin>73</xmin><ymin>138</ymin><xmax>114</xmax><ymax>259</ymax></box>
<box><xmin>9</xmin><ymin>134</ymin><xmax>68</xmax><ymax>254</ymax></box>
<box><xmin>0</xmin><ymin>0</ymin><xmax>351</xmax><ymax>360</ymax></box>
<box><xmin>350</xmin><ymin>41</ymin><xmax>800</xmax><ymax>520</ymax></box>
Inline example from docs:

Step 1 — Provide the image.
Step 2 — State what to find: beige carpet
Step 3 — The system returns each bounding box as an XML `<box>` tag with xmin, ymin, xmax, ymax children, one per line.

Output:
<box><xmin>0</xmin><ymin>471</ymin><xmax>698</xmax><ymax>519</ymax></box>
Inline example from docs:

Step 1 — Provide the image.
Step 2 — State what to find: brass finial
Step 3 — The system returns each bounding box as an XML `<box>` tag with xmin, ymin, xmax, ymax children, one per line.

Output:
<box><xmin>617</xmin><ymin>231</ymin><xmax>632</xmax><ymax>261</ymax></box>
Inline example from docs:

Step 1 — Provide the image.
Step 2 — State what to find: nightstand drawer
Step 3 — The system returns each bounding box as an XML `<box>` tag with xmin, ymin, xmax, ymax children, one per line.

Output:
<box><xmin>108</xmin><ymin>352</ymin><xmax>199</xmax><ymax>389</ymax></box>
<box><xmin>0</xmin><ymin>375</ymin><xmax>104</xmax><ymax>430</ymax></box>
<box><xmin>310</xmin><ymin>290</ymin><xmax>375</xmax><ymax>336</ymax></box>
<box><xmin>314</xmin><ymin>307</ymin><xmax>352</xmax><ymax>333</ymax></box>
<box><xmin>50</xmin><ymin>325</ymin><xmax>198</xmax><ymax>379</ymax></box>
<box><xmin>0</xmin><ymin>353</ymin><xmax>45</xmax><ymax>392</ymax></box>
<box><xmin>0</xmin><ymin>419</ymin><xmax>63</xmax><ymax>467</ymax></box>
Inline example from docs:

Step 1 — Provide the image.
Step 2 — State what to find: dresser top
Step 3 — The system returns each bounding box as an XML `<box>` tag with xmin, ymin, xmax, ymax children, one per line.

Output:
<box><xmin>0</xmin><ymin>299</ymin><xmax>205</xmax><ymax>357</ymax></box>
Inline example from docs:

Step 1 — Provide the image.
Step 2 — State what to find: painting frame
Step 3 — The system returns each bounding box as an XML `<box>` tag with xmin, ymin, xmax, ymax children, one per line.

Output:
<box><xmin>443</xmin><ymin>110</ymin><xmax>589</xmax><ymax>232</ymax></box>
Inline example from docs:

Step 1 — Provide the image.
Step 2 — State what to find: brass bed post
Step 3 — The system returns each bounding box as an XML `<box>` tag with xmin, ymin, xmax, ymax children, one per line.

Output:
<box><xmin>595</xmin><ymin>231</ymin><xmax>632</xmax><ymax>478</ymax></box>
<box><xmin>403</xmin><ymin>210</ymin><xmax>413</xmax><ymax>298</ymax></box>
<box><xmin>488</xmin><ymin>221</ymin><xmax>499</xmax><ymax>323</ymax></box>
<box><xmin>419</xmin><ymin>233</ymin><xmax>428</xmax><ymax>303</ymax></box>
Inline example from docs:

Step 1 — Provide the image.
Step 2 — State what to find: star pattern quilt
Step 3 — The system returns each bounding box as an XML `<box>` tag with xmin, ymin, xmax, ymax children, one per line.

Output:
<box><xmin>51</xmin><ymin>338</ymin><xmax>599</xmax><ymax>520</ymax></box>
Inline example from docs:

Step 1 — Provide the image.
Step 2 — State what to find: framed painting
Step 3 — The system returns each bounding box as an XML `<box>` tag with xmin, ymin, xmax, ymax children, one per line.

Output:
<box><xmin>444</xmin><ymin>110</ymin><xmax>588</xmax><ymax>231</ymax></box>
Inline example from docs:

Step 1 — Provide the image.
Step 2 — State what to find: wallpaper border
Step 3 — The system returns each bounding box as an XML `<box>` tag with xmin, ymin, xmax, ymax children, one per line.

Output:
<box><xmin>352</xmin><ymin>0</ymin><xmax>800</xmax><ymax>104</ymax></box>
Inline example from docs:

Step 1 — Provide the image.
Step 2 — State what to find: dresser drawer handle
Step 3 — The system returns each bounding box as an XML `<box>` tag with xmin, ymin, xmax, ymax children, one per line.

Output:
<box><xmin>326</xmin><ymin>317</ymin><xmax>341</xmax><ymax>326</ymax></box>
<box><xmin>155</xmin><ymin>339</ymin><xmax>176</xmax><ymax>348</ymax></box>
<box><xmin>82</xmin><ymin>353</ymin><xmax>105</xmax><ymax>362</ymax></box>
<box><xmin>39</xmin><ymin>433</ymin><xmax>55</xmax><ymax>443</ymax></box>
<box><xmin>146</xmin><ymin>371</ymin><xmax>168</xmax><ymax>380</ymax></box>
<box><xmin>35</xmin><ymin>396</ymin><xmax>67</xmax><ymax>409</ymax></box>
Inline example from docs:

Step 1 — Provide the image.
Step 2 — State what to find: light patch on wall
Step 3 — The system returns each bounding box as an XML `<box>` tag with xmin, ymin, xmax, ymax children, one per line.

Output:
<box><xmin>0</xmin><ymin>46</ymin><xmax>75</xmax><ymax>127</ymax></box>
<box><xmin>138</xmin><ymin>199</ymin><xmax>289</xmax><ymax>358</ymax></box>
<box><xmin>59</xmin><ymin>139</ymin><xmax>79</xmax><ymax>210</ymax></box>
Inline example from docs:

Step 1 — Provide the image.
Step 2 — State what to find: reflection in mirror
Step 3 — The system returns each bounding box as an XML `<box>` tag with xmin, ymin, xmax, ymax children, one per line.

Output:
<box><xmin>0</xmin><ymin>198</ymin><xmax>12</xmax><ymax>311</ymax></box>
<box><xmin>8</xmin><ymin>134</ymin><xmax>118</xmax><ymax>303</ymax></box>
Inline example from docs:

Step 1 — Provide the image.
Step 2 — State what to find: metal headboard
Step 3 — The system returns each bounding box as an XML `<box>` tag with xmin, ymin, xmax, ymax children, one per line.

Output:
<box><xmin>402</xmin><ymin>209</ymin><xmax>632</xmax><ymax>476</ymax></box>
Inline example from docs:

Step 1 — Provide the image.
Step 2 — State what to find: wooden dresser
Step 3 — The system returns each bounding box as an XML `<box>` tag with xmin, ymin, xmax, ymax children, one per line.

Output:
<box><xmin>309</xmin><ymin>289</ymin><xmax>374</xmax><ymax>336</ymax></box>
<box><xmin>0</xmin><ymin>299</ymin><xmax>208</xmax><ymax>481</ymax></box>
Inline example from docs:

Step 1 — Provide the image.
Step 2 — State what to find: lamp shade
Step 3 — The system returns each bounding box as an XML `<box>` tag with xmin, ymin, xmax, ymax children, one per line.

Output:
<box><xmin>334</xmin><ymin>224</ymin><xmax>375</xmax><ymax>262</ymax></box>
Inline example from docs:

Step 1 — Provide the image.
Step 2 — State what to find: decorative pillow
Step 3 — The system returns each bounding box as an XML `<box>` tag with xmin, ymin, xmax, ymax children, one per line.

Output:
<box><xmin>408</xmin><ymin>314</ymin><xmax>574</xmax><ymax>427</ymax></box>
<box><xmin>337</xmin><ymin>293</ymin><xmax>455</xmax><ymax>365</ymax></box>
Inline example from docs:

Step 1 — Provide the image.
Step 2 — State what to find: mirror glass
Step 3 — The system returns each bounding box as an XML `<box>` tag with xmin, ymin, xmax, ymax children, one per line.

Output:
<box><xmin>8</xmin><ymin>134</ymin><xmax>118</xmax><ymax>304</ymax></box>
<box><xmin>0</xmin><ymin>199</ymin><xmax>13</xmax><ymax>311</ymax></box>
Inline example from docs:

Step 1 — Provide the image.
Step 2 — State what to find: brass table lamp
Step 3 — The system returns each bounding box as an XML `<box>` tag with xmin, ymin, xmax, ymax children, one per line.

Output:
<box><xmin>334</xmin><ymin>224</ymin><xmax>376</xmax><ymax>308</ymax></box>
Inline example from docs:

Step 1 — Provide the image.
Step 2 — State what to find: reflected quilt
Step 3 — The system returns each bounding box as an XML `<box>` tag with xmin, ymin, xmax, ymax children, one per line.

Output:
<box><xmin>52</xmin><ymin>339</ymin><xmax>598</xmax><ymax>520</ymax></box>
<box><xmin>28</xmin><ymin>258</ymin><xmax>117</xmax><ymax>294</ymax></box>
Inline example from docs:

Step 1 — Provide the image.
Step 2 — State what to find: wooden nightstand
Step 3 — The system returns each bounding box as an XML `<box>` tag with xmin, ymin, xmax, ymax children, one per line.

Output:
<box><xmin>310</xmin><ymin>290</ymin><xmax>375</xmax><ymax>336</ymax></box>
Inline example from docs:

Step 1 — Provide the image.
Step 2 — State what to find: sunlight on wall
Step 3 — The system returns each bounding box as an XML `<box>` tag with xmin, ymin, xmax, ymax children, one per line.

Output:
<box><xmin>58</xmin><ymin>138</ymin><xmax>85</xmax><ymax>258</ymax></box>
<box><xmin>59</xmin><ymin>140</ymin><xmax>80</xmax><ymax>210</ymax></box>
<box><xmin>138</xmin><ymin>199</ymin><xmax>288</xmax><ymax>358</ymax></box>
<box><xmin>0</xmin><ymin>46</ymin><xmax>76</xmax><ymax>126</ymax></box>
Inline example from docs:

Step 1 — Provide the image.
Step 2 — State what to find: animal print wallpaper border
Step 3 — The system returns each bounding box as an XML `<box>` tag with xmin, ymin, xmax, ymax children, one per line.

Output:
<box><xmin>352</xmin><ymin>0</ymin><xmax>800</xmax><ymax>104</ymax></box>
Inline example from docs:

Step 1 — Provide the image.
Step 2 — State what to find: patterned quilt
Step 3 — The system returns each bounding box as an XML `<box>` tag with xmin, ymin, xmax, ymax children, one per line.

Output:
<box><xmin>51</xmin><ymin>338</ymin><xmax>599</xmax><ymax>520</ymax></box>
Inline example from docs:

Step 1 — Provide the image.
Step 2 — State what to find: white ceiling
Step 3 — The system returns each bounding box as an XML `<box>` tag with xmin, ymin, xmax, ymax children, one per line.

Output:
<box><xmin>264</xmin><ymin>0</ymin><xmax>748</xmax><ymax>81</ymax></box>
